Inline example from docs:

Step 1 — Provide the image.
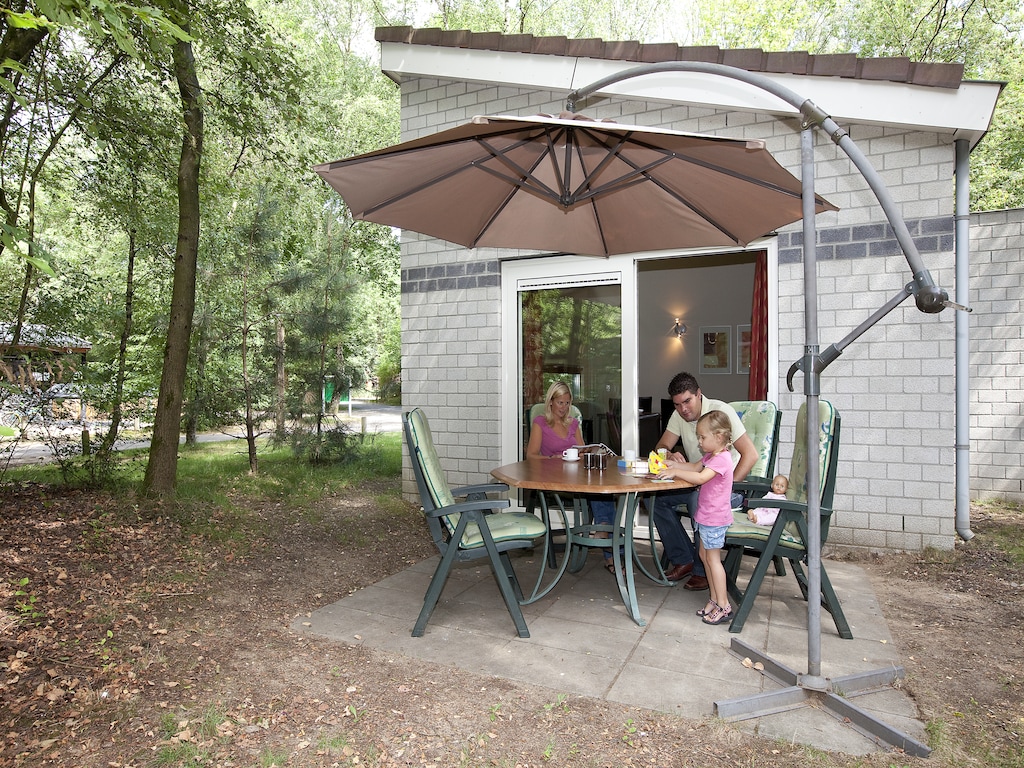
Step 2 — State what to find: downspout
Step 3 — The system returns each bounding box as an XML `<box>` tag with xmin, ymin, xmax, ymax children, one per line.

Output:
<box><xmin>954</xmin><ymin>139</ymin><xmax>975</xmax><ymax>541</ymax></box>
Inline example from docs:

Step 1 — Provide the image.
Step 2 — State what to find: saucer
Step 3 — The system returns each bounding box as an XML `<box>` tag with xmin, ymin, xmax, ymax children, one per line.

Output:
<box><xmin>562</xmin><ymin>456</ymin><xmax>580</xmax><ymax>462</ymax></box>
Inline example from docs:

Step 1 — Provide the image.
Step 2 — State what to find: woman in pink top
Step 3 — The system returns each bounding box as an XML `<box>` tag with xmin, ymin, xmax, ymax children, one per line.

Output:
<box><xmin>526</xmin><ymin>381</ymin><xmax>583</xmax><ymax>458</ymax></box>
<box><xmin>655</xmin><ymin>410</ymin><xmax>735</xmax><ymax>626</ymax></box>
<box><xmin>526</xmin><ymin>381</ymin><xmax>619</xmax><ymax>573</ymax></box>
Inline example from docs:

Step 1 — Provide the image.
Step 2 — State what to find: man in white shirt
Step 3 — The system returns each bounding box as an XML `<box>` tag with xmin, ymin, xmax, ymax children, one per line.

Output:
<box><xmin>653</xmin><ymin>372</ymin><xmax>758</xmax><ymax>590</ymax></box>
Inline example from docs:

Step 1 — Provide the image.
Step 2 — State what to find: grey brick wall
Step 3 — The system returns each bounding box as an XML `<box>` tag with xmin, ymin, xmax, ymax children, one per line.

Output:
<box><xmin>968</xmin><ymin>209</ymin><xmax>1024</xmax><ymax>500</ymax></box>
<box><xmin>397</xmin><ymin>74</ymin><xmax>1017</xmax><ymax>552</ymax></box>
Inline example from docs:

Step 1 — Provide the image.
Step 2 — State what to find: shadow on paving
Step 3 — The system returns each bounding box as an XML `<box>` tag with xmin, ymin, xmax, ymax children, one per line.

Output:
<box><xmin>294</xmin><ymin>542</ymin><xmax>926</xmax><ymax>756</ymax></box>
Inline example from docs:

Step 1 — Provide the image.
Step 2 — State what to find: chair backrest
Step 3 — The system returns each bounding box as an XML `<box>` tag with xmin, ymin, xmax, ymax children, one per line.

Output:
<box><xmin>786</xmin><ymin>400</ymin><xmax>841</xmax><ymax>537</ymax></box>
<box><xmin>660</xmin><ymin>397</ymin><xmax>675</xmax><ymax>433</ymax></box>
<box><xmin>729</xmin><ymin>400</ymin><xmax>782</xmax><ymax>480</ymax></box>
<box><xmin>403</xmin><ymin>409</ymin><xmax>459</xmax><ymax>545</ymax></box>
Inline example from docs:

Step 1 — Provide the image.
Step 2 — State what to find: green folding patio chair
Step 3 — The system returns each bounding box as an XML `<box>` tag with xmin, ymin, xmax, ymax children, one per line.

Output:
<box><xmin>728</xmin><ymin>400</ymin><xmax>782</xmax><ymax>486</ymax></box>
<box><xmin>404</xmin><ymin>408</ymin><xmax>547</xmax><ymax>638</ymax></box>
<box><xmin>723</xmin><ymin>400</ymin><xmax>852</xmax><ymax>638</ymax></box>
<box><xmin>728</xmin><ymin>400</ymin><xmax>786</xmax><ymax>575</ymax></box>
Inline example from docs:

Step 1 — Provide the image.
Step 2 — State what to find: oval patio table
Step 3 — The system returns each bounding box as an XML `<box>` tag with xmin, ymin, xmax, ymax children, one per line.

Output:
<box><xmin>491</xmin><ymin>457</ymin><xmax>694</xmax><ymax>627</ymax></box>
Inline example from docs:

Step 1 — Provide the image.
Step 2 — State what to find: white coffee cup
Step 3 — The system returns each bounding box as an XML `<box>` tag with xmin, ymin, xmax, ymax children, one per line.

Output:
<box><xmin>623</xmin><ymin>449</ymin><xmax>636</xmax><ymax>462</ymax></box>
<box><xmin>562</xmin><ymin>447</ymin><xmax>579</xmax><ymax>460</ymax></box>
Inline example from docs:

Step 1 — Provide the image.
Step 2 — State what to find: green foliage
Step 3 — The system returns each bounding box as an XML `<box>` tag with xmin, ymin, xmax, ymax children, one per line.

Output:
<box><xmin>976</xmin><ymin>498</ymin><xmax>1024</xmax><ymax>565</ymax></box>
<box><xmin>13</xmin><ymin>577</ymin><xmax>45</xmax><ymax>622</ymax></box>
<box><xmin>153</xmin><ymin>740</ymin><xmax>212</xmax><ymax>766</ymax></box>
<box><xmin>285</xmin><ymin>420</ymin><xmax>363</xmax><ymax>465</ymax></box>
<box><xmin>420</xmin><ymin>0</ymin><xmax>680</xmax><ymax>39</ymax></box>
<box><xmin>258</xmin><ymin>748</ymin><xmax>290</xmax><ymax>767</ymax></box>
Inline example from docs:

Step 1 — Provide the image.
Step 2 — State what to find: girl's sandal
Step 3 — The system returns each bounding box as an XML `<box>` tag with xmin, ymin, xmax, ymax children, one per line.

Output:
<box><xmin>696</xmin><ymin>600</ymin><xmax>718</xmax><ymax>617</ymax></box>
<box><xmin>702</xmin><ymin>603</ymin><xmax>732</xmax><ymax>626</ymax></box>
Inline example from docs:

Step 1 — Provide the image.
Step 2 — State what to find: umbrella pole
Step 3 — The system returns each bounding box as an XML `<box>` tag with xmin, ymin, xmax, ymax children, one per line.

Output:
<box><xmin>799</xmin><ymin>126</ymin><xmax>825</xmax><ymax>689</ymax></box>
<box><xmin>570</xmin><ymin>63</ymin><xmax>941</xmax><ymax>755</ymax></box>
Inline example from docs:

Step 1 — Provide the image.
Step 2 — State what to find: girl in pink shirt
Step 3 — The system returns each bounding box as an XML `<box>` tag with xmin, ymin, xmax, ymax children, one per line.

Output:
<box><xmin>655</xmin><ymin>410</ymin><xmax>735</xmax><ymax>626</ymax></box>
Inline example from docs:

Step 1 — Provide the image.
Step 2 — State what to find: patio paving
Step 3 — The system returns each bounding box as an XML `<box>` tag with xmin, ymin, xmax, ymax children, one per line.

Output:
<box><xmin>294</xmin><ymin>543</ymin><xmax>928</xmax><ymax>756</ymax></box>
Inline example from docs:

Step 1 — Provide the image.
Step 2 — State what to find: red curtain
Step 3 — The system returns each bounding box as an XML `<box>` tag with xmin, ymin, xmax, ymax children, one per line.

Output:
<box><xmin>748</xmin><ymin>251</ymin><xmax>769</xmax><ymax>400</ymax></box>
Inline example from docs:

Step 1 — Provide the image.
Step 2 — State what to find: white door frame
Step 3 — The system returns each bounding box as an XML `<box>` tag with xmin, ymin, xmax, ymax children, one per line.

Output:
<box><xmin>499</xmin><ymin>242</ymin><xmax>779</xmax><ymax>471</ymax></box>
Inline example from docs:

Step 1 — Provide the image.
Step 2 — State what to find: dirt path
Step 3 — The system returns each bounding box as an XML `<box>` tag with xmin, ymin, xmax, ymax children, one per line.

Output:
<box><xmin>1</xmin><ymin>483</ymin><xmax>1021</xmax><ymax>767</ymax></box>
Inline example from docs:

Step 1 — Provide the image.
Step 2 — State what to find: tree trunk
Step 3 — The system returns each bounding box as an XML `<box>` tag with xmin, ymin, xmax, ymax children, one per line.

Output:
<box><xmin>240</xmin><ymin>253</ymin><xmax>257</xmax><ymax>473</ymax></box>
<box><xmin>275</xmin><ymin>316</ymin><xmax>287</xmax><ymax>438</ymax></box>
<box><xmin>142</xmin><ymin>32</ymin><xmax>203</xmax><ymax>497</ymax></box>
<box><xmin>99</xmin><ymin>226</ymin><xmax>136</xmax><ymax>455</ymax></box>
<box><xmin>184</xmin><ymin>303</ymin><xmax>209</xmax><ymax>446</ymax></box>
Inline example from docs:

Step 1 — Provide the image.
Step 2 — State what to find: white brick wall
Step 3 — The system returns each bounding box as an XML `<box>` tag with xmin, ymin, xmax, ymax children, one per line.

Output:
<box><xmin>969</xmin><ymin>209</ymin><xmax>1024</xmax><ymax>499</ymax></box>
<box><xmin>397</xmin><ymin>75</ymin><xmax>1020</xmax><ymax>551</ymax></box>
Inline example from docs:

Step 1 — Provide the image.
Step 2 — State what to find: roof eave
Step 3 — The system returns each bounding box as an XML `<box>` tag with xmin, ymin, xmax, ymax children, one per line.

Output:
<box><xmin>380</xmin><ymin>41</ymin><xmax>1002</xmax><ymax>148</ymax></box>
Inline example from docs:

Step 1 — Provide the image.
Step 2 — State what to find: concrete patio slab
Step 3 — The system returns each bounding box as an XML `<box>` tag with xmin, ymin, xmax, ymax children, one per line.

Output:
<box><xmin>294</xmin><ymin>545</ymin><xmax>928</xmax><ymax>756</ymax></box>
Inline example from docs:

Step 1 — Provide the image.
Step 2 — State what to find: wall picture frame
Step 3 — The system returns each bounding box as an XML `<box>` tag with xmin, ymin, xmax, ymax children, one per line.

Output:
<box><xmin>737</xmin><ymin>324</ymin><xmax>752</xmax><ymax>374</ymax></box>
<box><xmin>700</xmin><ymin>326</ymin><xmax>731</xmax><ymax>374</ymax></box>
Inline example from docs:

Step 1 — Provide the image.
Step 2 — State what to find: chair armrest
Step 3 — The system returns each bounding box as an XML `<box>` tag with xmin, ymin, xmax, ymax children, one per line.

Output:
<box><xmin>733</xmin><ymin>477</ymin><xmax>771</xmax><ymax>499</ymax></box>
<box><xmin>423</xmin><ymin>497</ymin><xmax>511</xmax><ymax>519</ymax></box>
<box><xmin>450</xmin><ymin>482</ymin><xmax>510</xmax><ymax>500</ymax></box>
<box><xmin>747</xmin><ymin>498</ymin><xmax>833</xmax><ymax>517</ymax></box>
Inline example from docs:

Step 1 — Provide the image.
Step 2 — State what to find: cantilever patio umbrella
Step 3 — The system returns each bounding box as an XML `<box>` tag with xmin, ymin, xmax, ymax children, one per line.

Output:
<box><xmin>315</xmin><ymin>112</ymin><xmax>836</xmax><ymax>257</ymax></box>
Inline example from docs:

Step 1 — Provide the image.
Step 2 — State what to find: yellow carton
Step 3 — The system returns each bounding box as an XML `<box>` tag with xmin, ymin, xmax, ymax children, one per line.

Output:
<box><xmin>648</xmin><ymin>451</ymin><xmax>668</xmax><ymax>474</ymax></box>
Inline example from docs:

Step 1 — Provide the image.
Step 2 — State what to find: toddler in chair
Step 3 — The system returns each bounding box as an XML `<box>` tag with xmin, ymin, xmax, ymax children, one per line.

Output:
<box><xmin>746</xmin><ymin>474</ymin><xmax>789</xmax><ymax>527</ymax></box>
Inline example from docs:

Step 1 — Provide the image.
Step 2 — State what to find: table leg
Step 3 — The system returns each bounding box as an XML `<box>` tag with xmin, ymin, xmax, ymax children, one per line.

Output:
<box><xmin>520</xmin><ymin>489</ymin><xmax>573</xmax><ymax>605</ymax></box>
<box><xmin>631</xmin><ymin>492</ymin><xmax>673</xmax><ymax>586</ymax></box>
<box><xmin>611</xmin><ymin>491</ymin><xmax>645</xmax><ymax>626</ymax></box>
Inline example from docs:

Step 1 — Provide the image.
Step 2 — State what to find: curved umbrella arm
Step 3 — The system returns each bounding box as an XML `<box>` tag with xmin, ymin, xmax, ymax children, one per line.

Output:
<box><xmin>567</xmin><ymin>61</ymin><xmax>958</xmax><ymax>315</ymax></box>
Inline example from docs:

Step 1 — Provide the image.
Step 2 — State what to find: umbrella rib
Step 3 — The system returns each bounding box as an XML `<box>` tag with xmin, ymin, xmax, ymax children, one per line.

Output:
<box><xmin>359</xmin><ymin>127</ymin><xmax>561</xmax><ymax>216</ymax></box>
<box><xmin>472</xmin><ymin>131</ymin><xmax>571</xmax><ymax>205</ymax></box>
<box><xmin>360</xmin><ymin>163</ymin><xmax>479</xmax><ymax>217</ymax></box>
<box><xmin>585</xmin><ymin>127</ymin><xmax>809</xmax><ymax>202</ymax></box>
<box><xmin>468</xmin><ymin>135</ymin><xmax>564</xmax><ymax>247</ymax></box>
<box><xmin>567</xmin><ymin>127</ymin><xmax>636</xmax><ymax>203</ymax></box>
<box><xmin>571</xmin><ymin>127</ymin><xmax>815</xmax><ymax>243</ymax></box>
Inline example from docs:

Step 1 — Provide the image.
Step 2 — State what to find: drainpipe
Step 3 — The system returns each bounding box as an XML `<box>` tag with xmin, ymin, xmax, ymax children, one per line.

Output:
<box><xmin>954</xmin><ymin>139</ymin><xmax>975</xmax><ymax>541</ymax></box>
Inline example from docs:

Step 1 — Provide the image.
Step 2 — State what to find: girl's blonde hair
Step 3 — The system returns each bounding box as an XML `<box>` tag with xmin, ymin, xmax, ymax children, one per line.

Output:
<box><xmin>697</xmin><ymin>410</ymin><xmax>733</xmax><ymax>447</ymax></box>
<box><xmin>543</xmin><ymin>381</ymin><xmax>573</xmax><ymax>426</ymax></box>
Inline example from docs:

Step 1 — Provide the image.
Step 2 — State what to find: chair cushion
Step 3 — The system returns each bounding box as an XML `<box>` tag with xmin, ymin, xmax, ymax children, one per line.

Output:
<box><xmin>406</xmin><ymin>409</ymin><xmax>455</xmax><ymax>509</ymax></box>
<box><xmin>726</xmin><ymin>520</ymin><xmax>804</xmax><ymax>549</ymax></box>
<box><xmin>730</xmin><ymin>400</ymin><xmax>779</xmax><ymax>480</ymax></box>
<box><xmin>408</xmin><ymin>409</ymin><xmax>542</xmax><ymax>546</ymax></box>
<box><xmin>459</xmin><ymin>512</ymin><xmax>548</xmax><ymax>549</ymax></box>
<box><xmin>789</xmin><ymin>400</ymin><xmax>837</xmax><ymax>504</ymax></box>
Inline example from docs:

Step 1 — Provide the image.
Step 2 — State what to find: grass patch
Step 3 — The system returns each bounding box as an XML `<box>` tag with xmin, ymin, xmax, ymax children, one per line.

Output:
<box><xmin>258</xmin><ymin>747</ymin><xmax>291</xmax><ymax>767</ymax></box>
<box><xmin>3</xmin><ymin>433</ymin><xmax>406</xmax><ymax>545</ymax></box>
<box><xmin>975</xmin><ymin>498</ymin><xmax>1024</xmax><ymax>565</ymax></box>
<box><xmin>153</xmin><ymin>741</ymin><xmax>213</xmax><ymax>766</ymax></box>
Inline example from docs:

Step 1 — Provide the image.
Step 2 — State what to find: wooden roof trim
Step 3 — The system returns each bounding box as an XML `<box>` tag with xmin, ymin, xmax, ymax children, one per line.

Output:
<box><xmin>375</xmin><ymin>26</ymin><xmax>965</xmax><ymax>89</ymax></box>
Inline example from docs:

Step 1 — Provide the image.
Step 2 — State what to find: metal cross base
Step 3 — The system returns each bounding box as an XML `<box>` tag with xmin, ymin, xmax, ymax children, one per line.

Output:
<box><xmin>714</xmin><ymin>638</ymin><xmax>931</xmax><ymax>758</ymax></box>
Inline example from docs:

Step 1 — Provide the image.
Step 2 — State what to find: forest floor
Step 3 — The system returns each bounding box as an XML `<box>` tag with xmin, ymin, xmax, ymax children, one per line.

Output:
<box><xmin>1</xmin><ymin>479</ymin><xmax>1022</xmax><ymax>767</ymax></box>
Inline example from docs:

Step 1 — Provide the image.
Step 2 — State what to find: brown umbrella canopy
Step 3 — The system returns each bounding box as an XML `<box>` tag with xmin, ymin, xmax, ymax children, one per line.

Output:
<box><xmin>315</xmin><ymin>112</ymin><xmax>836</xmax><ymax>257</ymax></box>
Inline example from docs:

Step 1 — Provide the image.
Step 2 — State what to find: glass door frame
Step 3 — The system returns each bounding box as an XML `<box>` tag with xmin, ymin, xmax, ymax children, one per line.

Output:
<box><xmin>499</xmin><ymin>243</ymin><xmax>780</xmax><ymax>472</ymax></box>
<box><xmin>500</xmin><ymin>254</ymin><xmax>639</xmax><ymax>467</ymax></box>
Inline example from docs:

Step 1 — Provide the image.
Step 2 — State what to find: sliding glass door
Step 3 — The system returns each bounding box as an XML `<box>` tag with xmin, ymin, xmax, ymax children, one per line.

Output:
<box><xmin>520</xmin><ymin>281</ymin><xmax>622</xmax><ymax>454</ymax></box>
<box><xmin>501</xmin><ymin>258</ymin><xmax>638</xmax><ymax>469</ymax></box>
